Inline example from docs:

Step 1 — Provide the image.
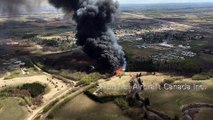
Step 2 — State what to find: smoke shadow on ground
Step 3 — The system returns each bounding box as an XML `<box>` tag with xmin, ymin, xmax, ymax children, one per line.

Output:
<box><xmin>39</xmin><ymin>48</ymin><xmax>111</xmax><ymax>74</ymax></box>
<box><xmin>0</xmin><ymin>20</ymin><xmax>42</xmax><ymax>40</ymax></box>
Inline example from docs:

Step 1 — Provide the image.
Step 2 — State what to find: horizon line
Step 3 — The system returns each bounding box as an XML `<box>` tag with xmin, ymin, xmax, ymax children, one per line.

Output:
<box><xmin>120</xmin><ymin>2</ymin><xmax>213</xmax><ymax>5</ymax></box>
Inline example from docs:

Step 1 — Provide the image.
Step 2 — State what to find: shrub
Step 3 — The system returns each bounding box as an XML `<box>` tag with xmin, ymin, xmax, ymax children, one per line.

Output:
<box><xmin>163</xmin><ymin>79</ymin><xmax>175</xmax><ymax>84</ymax></box>
<box><xmin>43</xmin><ymin>99</ymin><xmax>59</xmax><ymax>113</ymax></box>
<box><xmin>4</xmin><ymin>70</ymin><xmax>21</xmax><ymax>80</ymax></box>
<box><xmin>0</xmin><ymin>91</ymin><xmax>10</xmax><ymax>97</ymax></box>
<box><xmin>84</xmin><ymin>89</ymin><xmax>124</xmax><ymax>103</ymax></box>
<box><xmin>33</xmin><ymin>96</ymin><xmax>43</xmax><ymax>106</ymax></box>
<box><xmin>47</xmin><ymin>113</ymin><xmax>54</xmax><ymax>119</ymax></box>
<box><xmin>23</xmin><ymin>96</ymin><xmax>33</xmax><ymax>106</ymax></box>
<box><xmin>144</xmin><ymin>98</ymin><xmax>150</xmax><ymax>106</ymax></box>
<box><xmin>31</xmin><ymin>57</ymin><xmax>45</xmax><ymax>69</ymax></box>
<box><xmin>60</xmin><ymin>70</ymin><xmax>86</xmax><ymax>80</ymax></box>
<box><xmin>40</xmin><ymin>39</ymin><xmax>59</xmax><ymax>47</ymax></box>
<box><xmin>22</xmin><ymin>33</ymin><xmax>37</xmax><ymax>39</ymax></box>
<box><xmin>168</xmin><ymin>76</ymin><xmax>183</xmax><ymax>81</ymax></box>
<box><xmin>19</xmin><ymin>83</ymin><xmax>46</xmax><ymax>97</ymax></box>
<box><xmin>0</xmin><ymin>103</ymin><xmax>3</xmax><ymax>109</ymax></box>
<box><xmin>114</xmin><ymin>98</ymin><xmax>129</xmax><ymax>110</ymax></box>
<box><xmin>192</xmin><ymin>73</ymin><xmax>211</xmax><ymax>80</ymax></box>
<box><xmin>71</xmin><ymin>72</ymin><xmax>87</xmax><ymax>80</ymax></box>
<box><xmin>126</xmin><ymin>109</ymin><xmax>139</xmax><ymax>118</ymax></box>
<box><xmin>78</xmin><ymin>73</ymin><xmax>102</xmax><ymax>85</ymax></box>
<box><xmin>159</xmin><ymin>82</ymin><xmax>165</xmax><ymax>88</ymax></box>
<box><xmin>18</xmin><ymin>99</ymin><xmax>27</xmax><ymax>106</ymax></box>
<box><xmin>174</xmin><ymin>115</ymin><xmax>179</xmax><ymax>120</ymax></box>
<box><xmin>163</xmin><ymin>76</ymin><xmax>184</xmax><ymax>84</ymax></box>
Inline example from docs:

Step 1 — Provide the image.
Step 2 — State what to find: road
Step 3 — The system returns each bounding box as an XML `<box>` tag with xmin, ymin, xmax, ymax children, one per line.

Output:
<box><xmin>0</xmin><ymin>60</ymin><xmax>76</xmax><ymax>120</ymax></box>
<box><xmin>39</xmin><ymin>83</ymin><xmax>97</xmax><ymax>120</ymax></box>
<box><xmin>25</xmin><ymin>60</ymin><xmax>76</xmax><ymax>120</ymax></box>
<box><xmin>26</xmin><ymin>59</ymin><xmax>100</xmax><ymax>120</ymax></box>
<box><xmin>0</xmin><ymin>74</ymin><xmax>72</xmax><ymax>120</ymax></box>
<box><xmin>26</xmin><ymin>86</ymin><xmax>72</xmax><ymax>120</ymax></box>
<box><xmin>0</xmin><ymin>75</ymin><xmax>69</xmax><ymax>102</ymax></box>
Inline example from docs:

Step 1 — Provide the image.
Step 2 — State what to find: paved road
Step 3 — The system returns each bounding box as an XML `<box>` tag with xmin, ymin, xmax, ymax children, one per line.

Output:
<box><xmin>0</xmin><ymin>59</ymin><xmax>76</xmax><ymax>120</ymax></box>
<box><xmin>39</xmin><ymin>83</ymin><xmax>97</xmax><ymax>120</ymax></box>
<box><xmin>0</xmin><ymin>74</ymin><xmax>71</xmax><ymax>120</ymax></box>
<box><xmin>26</xmin><ymin>87</ymin><xmax>72</xmax><ymax>120</ymax></box>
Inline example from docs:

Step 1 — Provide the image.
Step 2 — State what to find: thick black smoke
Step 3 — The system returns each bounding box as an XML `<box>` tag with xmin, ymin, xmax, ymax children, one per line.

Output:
<box><xmin>49</xmin><ymin>0</ymin><xmax>126</xmax><ymax>72</ymax></box>
<box><xmin>0</xmin><ymin>0</ymin><xmax>42</xmax><ymax>16</ymax></box>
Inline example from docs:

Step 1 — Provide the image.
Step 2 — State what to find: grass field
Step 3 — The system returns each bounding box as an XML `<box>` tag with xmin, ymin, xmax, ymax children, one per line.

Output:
<box><xmin>150</xmin><ymin>81</ymin><xmax>213</xmax><ymax>118</ymax></box>
<box><xmin>97</xmin><ymin>73</ymin><xmax>213</xmax><ymax>118</ymax></box>
<box><xmin>98</xmin><ymin>73</ymin><xmax>171</xmax><ymax>96</ymax></box>
<box><xmin>53</xmin><ymin>94</ymin><xmax>130</xmax><ymax>120</ymax></box>
<box><xmin>0</xmin><ymin>97</ymin><xmax>28</xmax><ymax>120</ymax></box>
<box><xmin>196</xmin><ymin>109</ymin><xmax>213</xmax><ymax>120</ymax></box>
<box><xmin>141</xmin><ymin>85</ymin><xmax>213</xmax><ymax>117</ymax></box>
<box><xmin>4</xmin><ymin>68</ymin><xmax>42</xmax><ymax>80</ymax></box>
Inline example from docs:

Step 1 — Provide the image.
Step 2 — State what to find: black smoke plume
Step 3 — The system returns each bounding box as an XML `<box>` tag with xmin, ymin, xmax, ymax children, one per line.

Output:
<box><xmin>49</xmin><ymin>0</ymin><xmax>126</xmax><ymax>72</ymax></box>
<box><xmin>0</xmin><ymin>0</ymin><xmax>42</xmax><ymax>16</ymax></box>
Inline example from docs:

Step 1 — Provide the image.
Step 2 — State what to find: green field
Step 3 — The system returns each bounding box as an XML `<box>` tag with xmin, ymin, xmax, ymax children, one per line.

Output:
<box><xmin>141</xmin><ymin>80</ymin><xmax>213</xmax><ymax>118</ymax></box>
<box><xmin>53</xmin><ymin>94</ymin><xmax>130</xmax><ymax>120</ymax></box>
<box><xmin>3</xmin><ymin>58</ymin><xmax>43</xmax><ymax>80</ymax></box>
<box><xmin>97</xmin><ymin>74</ymin><xmax>213</xmax><ymax>119</ymax></box>
<box><xmin>196</xmin><ymin>109</ymin><xmax>213</xmax><ymax>120</ymax></box>
<box><xmin>0</xmin><ymin>97</ymin><xmax>28</xmax><ymax>120</ymax></box>
<box><xmin>4</xmin><ymin>68</ymin><xmax>42</xmax><ymax>80</ymax></box>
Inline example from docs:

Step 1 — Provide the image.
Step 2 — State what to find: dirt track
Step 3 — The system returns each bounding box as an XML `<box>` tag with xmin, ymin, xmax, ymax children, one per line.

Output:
<box><xmin>0</xmin><ymin>75</ymin><xmax>69</xmax><ymax>101</ymax></box>
<box><xmin>0</xmin><ymin>74</ymin><xmax>73</xmax><ymax>120</ymax></box>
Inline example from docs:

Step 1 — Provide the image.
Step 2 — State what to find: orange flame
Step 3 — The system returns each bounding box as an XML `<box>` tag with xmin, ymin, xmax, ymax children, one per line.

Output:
<box><xmin>116</xmin><ymin>68</ymin><xmax>123</xmax><ymax>75</ymax></box>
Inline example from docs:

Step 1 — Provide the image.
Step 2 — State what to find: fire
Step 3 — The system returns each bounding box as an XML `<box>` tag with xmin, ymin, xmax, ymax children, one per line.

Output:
<box><xmin>116</xmin><ymin>63</ymin><xmax>127</xmax><ymax>76</ymax></box>
<box><xmin>116</xmin><ymin>68</ymin><xmax>123</xmax><ymax>75</ymax></box>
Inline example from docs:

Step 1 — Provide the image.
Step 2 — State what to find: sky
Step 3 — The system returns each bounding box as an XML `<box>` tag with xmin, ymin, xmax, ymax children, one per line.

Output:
<box><xmin>118</xmin><ymin>0</ymin><xmax>213</xmax><ymax>4</ymax></box>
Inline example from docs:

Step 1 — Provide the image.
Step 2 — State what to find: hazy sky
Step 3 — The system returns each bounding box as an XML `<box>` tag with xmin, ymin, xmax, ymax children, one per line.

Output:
<box><xmin>118</xmin><ymin>0</ymin><xmax>213</xmax><ymax>4</ymax></box>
